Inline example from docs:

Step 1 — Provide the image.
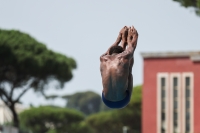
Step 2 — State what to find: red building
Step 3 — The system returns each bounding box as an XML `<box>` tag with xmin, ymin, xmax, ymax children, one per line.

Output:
<box><xmin>141</xmin><ymin>51</ymin><xmax>200</xmax><ymax>133</ymax></box>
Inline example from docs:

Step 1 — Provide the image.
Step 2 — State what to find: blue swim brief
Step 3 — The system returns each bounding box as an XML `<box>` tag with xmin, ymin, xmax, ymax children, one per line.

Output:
<box><xmin>102</xmin><ymin>90</ymin><xmax>130</xmax><ymax>109</ymax></box>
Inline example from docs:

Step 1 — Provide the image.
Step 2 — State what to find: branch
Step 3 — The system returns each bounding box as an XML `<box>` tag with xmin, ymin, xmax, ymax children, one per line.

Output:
<box><xmin>0</xmin><ymin>93</ymin><xmax>9</xmax><ymax>106</ymax></box>
<box><xmin>10</xmin><ymin>83</ymin><xmax>16</xmax><ymax>99</ymax></box>
<box><xmin>13</xmin><ymin>78</ymin><xmax>35</xmax><ymax>103</ymax></box>
<box><xmin>0</xmin><ymin>88</ymin><xmax>10</xmax><ymax>101</ymax></box>
<box><xmin>14</xmin><ymin>87</ymin><xmax>32</xmax><ymax>103</ymax></box>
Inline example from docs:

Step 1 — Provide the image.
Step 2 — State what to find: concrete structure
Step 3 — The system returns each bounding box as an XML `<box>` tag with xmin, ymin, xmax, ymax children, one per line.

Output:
<box><xmin>141</xmin><ymin>51</ymin><xmax>200</xmax><ymax>133</ymax></box>
<box><xmin>0</xmin><ymin>101</ymin><xmax>12</xmax><ymax>125</ymax></box>
<box><xmin>2</xmin><ymin>126</ymin><xmax>18</xmax><ymax>133</ymax></box>
<box><xmin>0</xmin><ymin>100</ymin><xmax>27</xmax><ymax>125</ymax></box>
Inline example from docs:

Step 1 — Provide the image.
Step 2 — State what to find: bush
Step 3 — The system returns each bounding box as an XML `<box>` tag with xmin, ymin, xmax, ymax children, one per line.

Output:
<box><xmin>19</xmin><ymin>106</ymin><xmax>92</xmax><ymax>133</ymax></box>
<box><xmin>86</xmin><ymin>85</ymin><xmax>142</xmax><ymax>133</ymax></box>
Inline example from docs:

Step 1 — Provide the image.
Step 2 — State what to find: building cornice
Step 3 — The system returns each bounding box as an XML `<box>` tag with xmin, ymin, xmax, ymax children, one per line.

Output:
<box><xmin>141</xmin><ymin>51</ymin><xmax>200</xmax><ymax>62</ymax></box>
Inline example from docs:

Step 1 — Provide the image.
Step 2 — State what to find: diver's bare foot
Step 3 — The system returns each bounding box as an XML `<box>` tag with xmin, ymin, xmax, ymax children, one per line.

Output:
<box><xmin>120</xmin><ymin>26</ymin><xmax>128</xmax><ymax>50</ymax></box>
<box><xmin>128</xmin><ymin>26</ymin><xmax>138</xmax><ymax>49</ymax></box>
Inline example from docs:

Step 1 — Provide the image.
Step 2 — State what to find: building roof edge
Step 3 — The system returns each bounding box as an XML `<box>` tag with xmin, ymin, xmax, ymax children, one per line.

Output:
<box><xmin>141</xmin><ymin>51</ymin><xmax>200</xmax><ymax>58</ymax></box>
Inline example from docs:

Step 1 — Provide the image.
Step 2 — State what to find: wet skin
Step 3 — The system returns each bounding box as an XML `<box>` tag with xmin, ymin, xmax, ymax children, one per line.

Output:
<box><xmin>100</xmin><ymin>26</ymin><xmax>138</xmax><ymax>101</ymax></box>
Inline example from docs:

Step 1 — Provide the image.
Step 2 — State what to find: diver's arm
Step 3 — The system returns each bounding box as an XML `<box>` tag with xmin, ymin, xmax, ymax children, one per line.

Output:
<box><xmin>126</xmin><ymin>26</ymin><xmax>138</xmax><ymax>56</ymax></box>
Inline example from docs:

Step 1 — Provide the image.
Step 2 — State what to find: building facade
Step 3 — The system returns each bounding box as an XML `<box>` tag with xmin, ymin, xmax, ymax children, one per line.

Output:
<box><xmin>0</xmin><ymin>100</ymin><xmax>12</xmax><ymax>125</ymax></box>
<box><xmin>141</xmin><ymin>51</ymin><xmax>200</xmax><ymax>133</ymax></box>
<box><xmin>0</xmin><ymin>100</ymin><xmax>27</xmax><ymax>125</ymax></box>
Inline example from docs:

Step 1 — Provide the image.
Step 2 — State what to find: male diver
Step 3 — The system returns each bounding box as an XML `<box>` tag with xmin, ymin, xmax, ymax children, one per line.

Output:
<box><xmin>100</xmin><ymin>26</ymin><xmax>138</xmax><ymax>108</ymax></box>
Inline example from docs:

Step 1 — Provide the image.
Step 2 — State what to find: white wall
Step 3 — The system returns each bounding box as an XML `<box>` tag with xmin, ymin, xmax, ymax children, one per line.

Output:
<box><xmin>0</xmin><ymin>100</ymin><xmax>28</xmax><ymax>125</ymax></box>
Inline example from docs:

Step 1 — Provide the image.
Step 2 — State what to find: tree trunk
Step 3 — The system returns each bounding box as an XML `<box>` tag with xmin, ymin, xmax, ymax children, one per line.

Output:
<box><xmin>9</xmin><ymin>104</ymin><xmax>19</xmax><ymax>128</ymax></box>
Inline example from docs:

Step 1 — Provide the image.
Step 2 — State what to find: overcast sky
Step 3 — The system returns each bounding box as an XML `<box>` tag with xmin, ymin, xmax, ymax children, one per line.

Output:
<box><xmin>1</xmin><ymin>0</ymin><xmax>200</xmax><ymax>107</ymax></box>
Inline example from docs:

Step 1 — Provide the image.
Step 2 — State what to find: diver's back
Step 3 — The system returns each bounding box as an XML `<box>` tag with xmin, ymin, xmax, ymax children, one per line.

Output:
<box><xmin>100</xmin><ymin>54</ymin><xmax>130</xmax><ymax>101</ymax></box>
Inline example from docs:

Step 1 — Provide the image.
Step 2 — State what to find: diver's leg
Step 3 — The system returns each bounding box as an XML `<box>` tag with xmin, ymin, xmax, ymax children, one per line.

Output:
<box><xmin>127</xmin><ymin>73</ymin><xmax>133</xmax><ymax>96</ymax></box>
<box><xmin>127</xmin><ymin>58</ymin><xmax>134</xmax><ymax>96</ymax></box>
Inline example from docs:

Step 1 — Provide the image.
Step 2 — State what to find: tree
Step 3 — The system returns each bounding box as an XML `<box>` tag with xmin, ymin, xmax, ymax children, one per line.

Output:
<box><xmin>173</xmin><ymin>0</ymin><xmax>200</xmax><ymax>16</ymax></box>
<box><xmin>45</xmin><ymin>95</ymin><xmax>59</xmax><ymax>100</ymax></box>
<box><xmin>19</xmin><ymin>106</ymin><xmax>93</xmax><ymax>133</ymax></box>
<box><xmin>62</xmin><ymin>91</ymin><xmax>101</xmax><ymax>115</ymax></box>
<box><xmin>0</xmin><ymin>29</ymin><xmax>76</xmax><ymax>128</ymax></box>
<box><xmin>86</xmin><ymin>85</ymin><xmax>142</xmax><ymax>133</ymax></box>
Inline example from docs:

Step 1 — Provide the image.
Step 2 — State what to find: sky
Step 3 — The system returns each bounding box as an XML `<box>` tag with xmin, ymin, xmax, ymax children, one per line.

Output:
<box><xmin>0</xmin><ymin>0</ymin><xmax>200</xmax><ymax>107</ymax></box>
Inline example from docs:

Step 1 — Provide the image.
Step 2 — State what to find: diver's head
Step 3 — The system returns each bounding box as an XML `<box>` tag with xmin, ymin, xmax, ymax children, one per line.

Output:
<box><xmin>109</xmin><ymin>46</ymin><xmax>124</xmax><ymax>55</ymax></box>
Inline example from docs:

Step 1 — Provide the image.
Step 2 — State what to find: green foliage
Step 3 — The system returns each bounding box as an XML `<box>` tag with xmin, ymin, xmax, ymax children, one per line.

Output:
<box><xmin>0</xmin><ymin>29</ymin><xmax>76</xmax><ymax>127</ymax></box>
<box><xmin>173</xmin><ymin>0</ymin><xmax>200</xmax><ymax>16</ymax></box>
<box><xmin>70</xmin><ymin>121</ymin><xmax>94</xmax><ymax>133</ymax></box>
<box><xmin>19</xmin><ymin>86</ymin><xmax>142</xmax><ymax>133</ymax></box>
<box><xmin>19</xmin><ymin>106</ymin><xmax>92</xmax><ymax>133</ymax></box>
<box><xmin>86</xmin><ymin>85</ymin><xmax>142</xmax><ymax>133</ymax></box>
<box><xmin>99</xmin><ymin>101</ymin><xmax>114</xmax><ymax>112</ymax></box>
<box><xmin>62</xmin><ymin>91</ymin><xmax>102</xmax><ymax>115</ymax></box>
<box><xmin>45</xmin><ymin>95</ymin><xmax>59</xmax><ymax>100</ymax></box>
<box><xmin>0</xmin><ymin>29</ymin><xmax>76</xmax><ymax>91</ymax></box>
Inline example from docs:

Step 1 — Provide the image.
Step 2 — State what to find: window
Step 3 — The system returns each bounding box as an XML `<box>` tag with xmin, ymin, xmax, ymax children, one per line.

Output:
<box><xmin>173</xmin><ymin>77</ymin><xmax>178</xmax><ymax>132</ymax></box>
<box><xmin>157</xmin><ymin>72</ymin><xmax>193</xmax><ymax>133</ymax></box>
<box><xmin>162</xmin><ymin>112</ymin><xmax>165</xmax><ymax>120</ymax></box>
<box><xmin>157</xmin><ymin>73</ymin><xmax>169</xmax><ymax>133</ymax></box>
<box><xmin>161</xmin><ymin>77</ymin><xmax>166</xmax><ymax>133</ymax></box>
<box><xmin>185</xmin><ymin>77</ymin><xmax>190</xmax><ymax>133</ymax></box>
